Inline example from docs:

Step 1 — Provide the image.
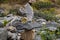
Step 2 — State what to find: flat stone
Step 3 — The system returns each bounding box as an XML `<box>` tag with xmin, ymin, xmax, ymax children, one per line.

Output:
<box><xmin>4</xmin><ymin>16</ymin><xmax>13</xmax><ymax>21</ymax></box>
<box><xmin>12</xmin><ymin>21</ymin><xmax>41</xmax><ymax>30</ymax></box>
<box><xmin>46</xmin><ymin>21</ymin><xmax>59</xmax><ymax>27</ymax></box>
<box><xmin>47</xmin><ymin>27</ymin><xmax>57</xmax><ymax>31</ymax></box>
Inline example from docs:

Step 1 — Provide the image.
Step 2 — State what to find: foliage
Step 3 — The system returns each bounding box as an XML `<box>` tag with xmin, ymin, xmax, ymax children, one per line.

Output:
<box><xmin>55</xmin><ymin>26</ymin><xmax>60</xmax><ymax>38</ymax></box>
<box><xmin>21</xmin><ymin>17</ymin><xmax>27</xmax><ymax>24</ymax></box>
<box><xmin>38</xmin><ymin>25</ymin><xmax>60</xmax><ymax>40</ymax></box>
<box><xmin>0</xmin><ymin>13</ymin><xmax>6</xmax><ymax>17</ymax></box>
<box><xmin>0</xmin><ymin>0</ymin><xmax>4</xmax><ymax>3</ymax></box>
<box><xmin>38</xmin><ymin>27</ymin><xmax>56</xmax><ymax>40</ymax></box>
<box><xmin>3</xmin><ymin>20</ymin><xmax>8</xmax><ymax>26</ymax></box>
<box><xmin>0</xmin><ymin>0</ymin><xmax>8</xmax><ymax>3</ymax></box>
<box><xmin>32</xmin><ymin>0</ymin><xmax>56</xmax><ymax>21</ymax></box>
<box><xmin>56</xmin><ymin>0</ymin><xmax>60</xmax><ymax>5</ymax></box>
<box><xmin>9</xmin><ymin>9</ymin><xmax>18</xmax><ymax>15</ymax></box>
<box><xmin>54</xmin><ymin>16</ymin><xmax>60</xmax><ymax>23</ymax></box>
<box><xmin>32</xmin><ymin>1</ymin><xmax>53</xmax><ymax>10</ymax></box>
<box><xmin>34</xmin><ymin>8</ymin><xmax>57</xmax><ymax>21</ymax></box>
<box><xmin>9</xmin><ymin>9</ymin><xmax>26</xmax><ymax>16</ymax></box>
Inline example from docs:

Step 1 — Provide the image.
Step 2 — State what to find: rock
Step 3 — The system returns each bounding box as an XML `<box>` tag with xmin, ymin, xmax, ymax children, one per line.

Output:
<box><xmin>58</xmin><ymin>19</ymin><xmax>60</xmax><ymax>22</ymax></box>
<box><xmin>35</xmin><ymin>35</ymin><xmax>41</xmax><ymax>40</ymax></box>
<box><xmin>4</xmin><ymin>16</ymin><xmax>13</xmax><ymax>22</ymax></box>
<box><xmin>4</xmin><ymin>14</ymin><xmax>14</xmax><ymax>21</ymax></box>
<box><xmin>0</xmin><ymin>28</ymin><xmax>8</xmax><ymax>40</ymax></box>
<box><xmin>12</xmin><ymin>21</ymin><xmax>41</xmax><ymax>30</ymax></box>
<box><xmin>47</xmin><ymin>27</ymin><xmax>57</xmax><ymax>31</ymax></box>
<box><xmin>46</xmin><ymin>21</ymin><xmax>59</xmax><ymax>27</ymax></box>
<box><xmin>0</xmin><ymin>17</ymin><xmax>4</xmax><ymax>23</ymax></box>
<box><xmin>0</xmin><ymin>8</ymin><xmax>5</xmax><ymax>17</ymax></box>
<box><xmin>57</xmin><ymin>38</ymin><xmax>60</xmax><ymax>40</ymax></box>
<box><xmin>57</xmin><ymin>19</ymin><xmax>60</xmax><ymax>23</ymax></box>
<box><xmin>0</xmin><ymin>22</ymin><xmax>4</xmax><ymax>27</ymax></box>
<box><xmin>36</xmin><ymin>19</ymin><xmax>47</xmax><ymax>25</ymax></box>
<box><xmin>6</xmin><ymin>26</ymin><xmax>16</xmax><ymax>32</ymax></box>
<box><xmin>0</xmin><ymin>16</ymin><xmax>13</xmax><ymax>24</ymax></box>
<box><xmin>6</xmin><ymin>16</ymin><xmax>41</xmax><ymax>30</ymax></box>
<box><xmin>6</xmin><ymin>16</ymin><xmax>22</xmax><ymax>27</ymax></box>
<box><xmin>8</xmin><ymin>31</ymin><xmax>17</xmax><ymax>39</ymax></box>
<box><xmin>36</xmin><ymin>18</ymin><xmax>46</xmax><ymax>23</ymax></box>
<box><xmin>6</xmin><ymin>14</ymin><xmax>13</xmax><ymax>17</ymax></box>
<box><xmin>0</xmin><ymin>8</ymin><xmax>4</xmax><ymax>13</ymax></box>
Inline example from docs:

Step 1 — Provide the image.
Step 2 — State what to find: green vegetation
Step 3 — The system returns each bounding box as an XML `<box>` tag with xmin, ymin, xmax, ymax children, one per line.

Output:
<box><xmin>9</xmin><ymin>9</ymin><xmax>18</xmax><ymax>15</ymax></box>
<box><xmin>55</xmin><ymin>26</ymin><xmax>60</xmax><ymax>38</ymax></box>
<box><xmin>34</xmin><ymin>8</ymin><xmax>56</xmax><ymax>21</ymax></box>
<box><xmin>0</xmin><ymin>0</ymin><xmax>60</xmax><ymax>40</ymax></box>
<box><xmin>38</xmin><ymin>26</ymin><xmax>60</xmax><ymax>40</ymax></box>
<box><xmin>32</xmin><ymin>0</ymin><xmax>59</xmax><ymax>22</ymax></box>
<box><xmin>32</xmin><ymin>1</ymin><xmax>53</xmax><ymax>10</ymax></box>
<box><xmin>0</xmin><ymin>0</ymin><xmax>8</xmax><ymax>3</ymax></box>
<box><xmin>0</xmin><ymin>12</ymin><xmax>6</xmax><ymax>17</ymax></box>
<box><xmin>3</xmin><ymin>20</ymin><xmax>8</xmax><ymax>26</ymax></box>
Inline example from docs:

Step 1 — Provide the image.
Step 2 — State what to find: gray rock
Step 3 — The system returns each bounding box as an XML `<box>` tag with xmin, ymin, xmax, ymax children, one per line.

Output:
<box><xmin>4</xmin><ymin>16</ymin><xmax>13</xmax><ymax>22</ymax></box>
<box><xmin>47</xmin><ymin>27</ymin><xmax>57</xmax><ymax>31</ymax></box>
<box><xmin>57</xmin><ymin>19</ymin><xmax>60</xmax><ymax>23</ymax></box>
<box><xmin>0</xmin><ymin>28</ymin><xmax>8</xmax><ymax>40</ymax></box>
<box><xmin>0</xmin><ymin>22</ymin><xmax>4</xmax><ymax>27</ymax></box>
<box><xmin>0</xmin><ymin>17</ymin><xmax>4</xmax><ymax>23</ymax></box>
<box><xmin>0</xmin><ymin>8</ymin><xmax>4</xmax><ymax>13</ymax></box>
<box><xmin>4</xmin><ymin>14</ymin><xmax>14</xmax><ymax>22</ymax></box>
<box><xmin>12</xmin><ymin>21</ymin><xmax>41</xmax><ymax>30</ymax></box>
<box><xmin>0</xmin><ymin>16</ymin><xmax>13</xmax><ymax>23</ymax></box>
<box><xmin>35</xmin><ymin>35</ymin><xmax>41</xmax><ymax>40</ymax></box>
<box><xmin>36</xmin><ymin>18</ymin><xmax>46</xmax><ymax>21</ymax></box>
<box><xmin>46</xmin><ymin>21</ymin><xmax>59</xmax><ymax>27</ymax></box>
<box><xmin>6</xmin><ymin>16</ymin><xmax>22</xmax><ymax>27</ymax></box>
<box><xmin>0</xmin><ymin>8</ymin><xmax>5</xmax><ymax>17</ymax></box>
<box><xmin>8</xmin><ymin>31</ymin><xmax>17</xmax><ymax>39</ymax></box>
<box><xmin>36</xmin><ymin>19</ymin><xmax>47</xmax><ymax>26</ymax></box>
<box><xmin>57</xmin><ymin>38</ymin><xmax>60</xmax><ymax>40</ymax></box>
<box><xmin>36</xmin><ymin>19</ymin><xmax>46</xmax><ymax>23</ymax></box>
<box><xmin>7</xmin><ymin>14</ymin><xmax>13</xmax><ymax>17</ymax></box>
<box><xmin>35</xmin><ymin>29</ymin><xmax>41</xmax><ymax>40</ymax></box>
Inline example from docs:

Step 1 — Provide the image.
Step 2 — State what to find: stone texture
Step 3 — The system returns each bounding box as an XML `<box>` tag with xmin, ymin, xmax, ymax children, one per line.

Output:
<box><xmin>12</xmin><ymin>21</ymin><xmax>41</xmax><ymax>30</ymax></box>
<box><xmin>0</xmin><ymin>22</ymin><xmax>4</xmax><ymax>27</ymax></box>
<box><xmin>46</xmin><ymin>21</ymin><xmax>59</xmax><ymax>27</ymax></box>
<box><xmin>0</xmin><ymin>28</ymin><xmax>8</xmax><ymax>40</ymax></box>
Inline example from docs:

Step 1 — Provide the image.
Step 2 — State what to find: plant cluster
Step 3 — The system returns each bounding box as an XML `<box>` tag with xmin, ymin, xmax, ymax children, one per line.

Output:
<box><xmin>34</xmin><ymin>8</ymin><xmax>56</xmax><ymax>21</ymax></box>
<box><xmin>32</xmin><ymin>1</ymin><xmax>53</xmax><ymax>10</ymax></box>
<box><xmin>38</xmin><ymin>26</ymin><xmax>60</xmax><ymax>40</ymax></box>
